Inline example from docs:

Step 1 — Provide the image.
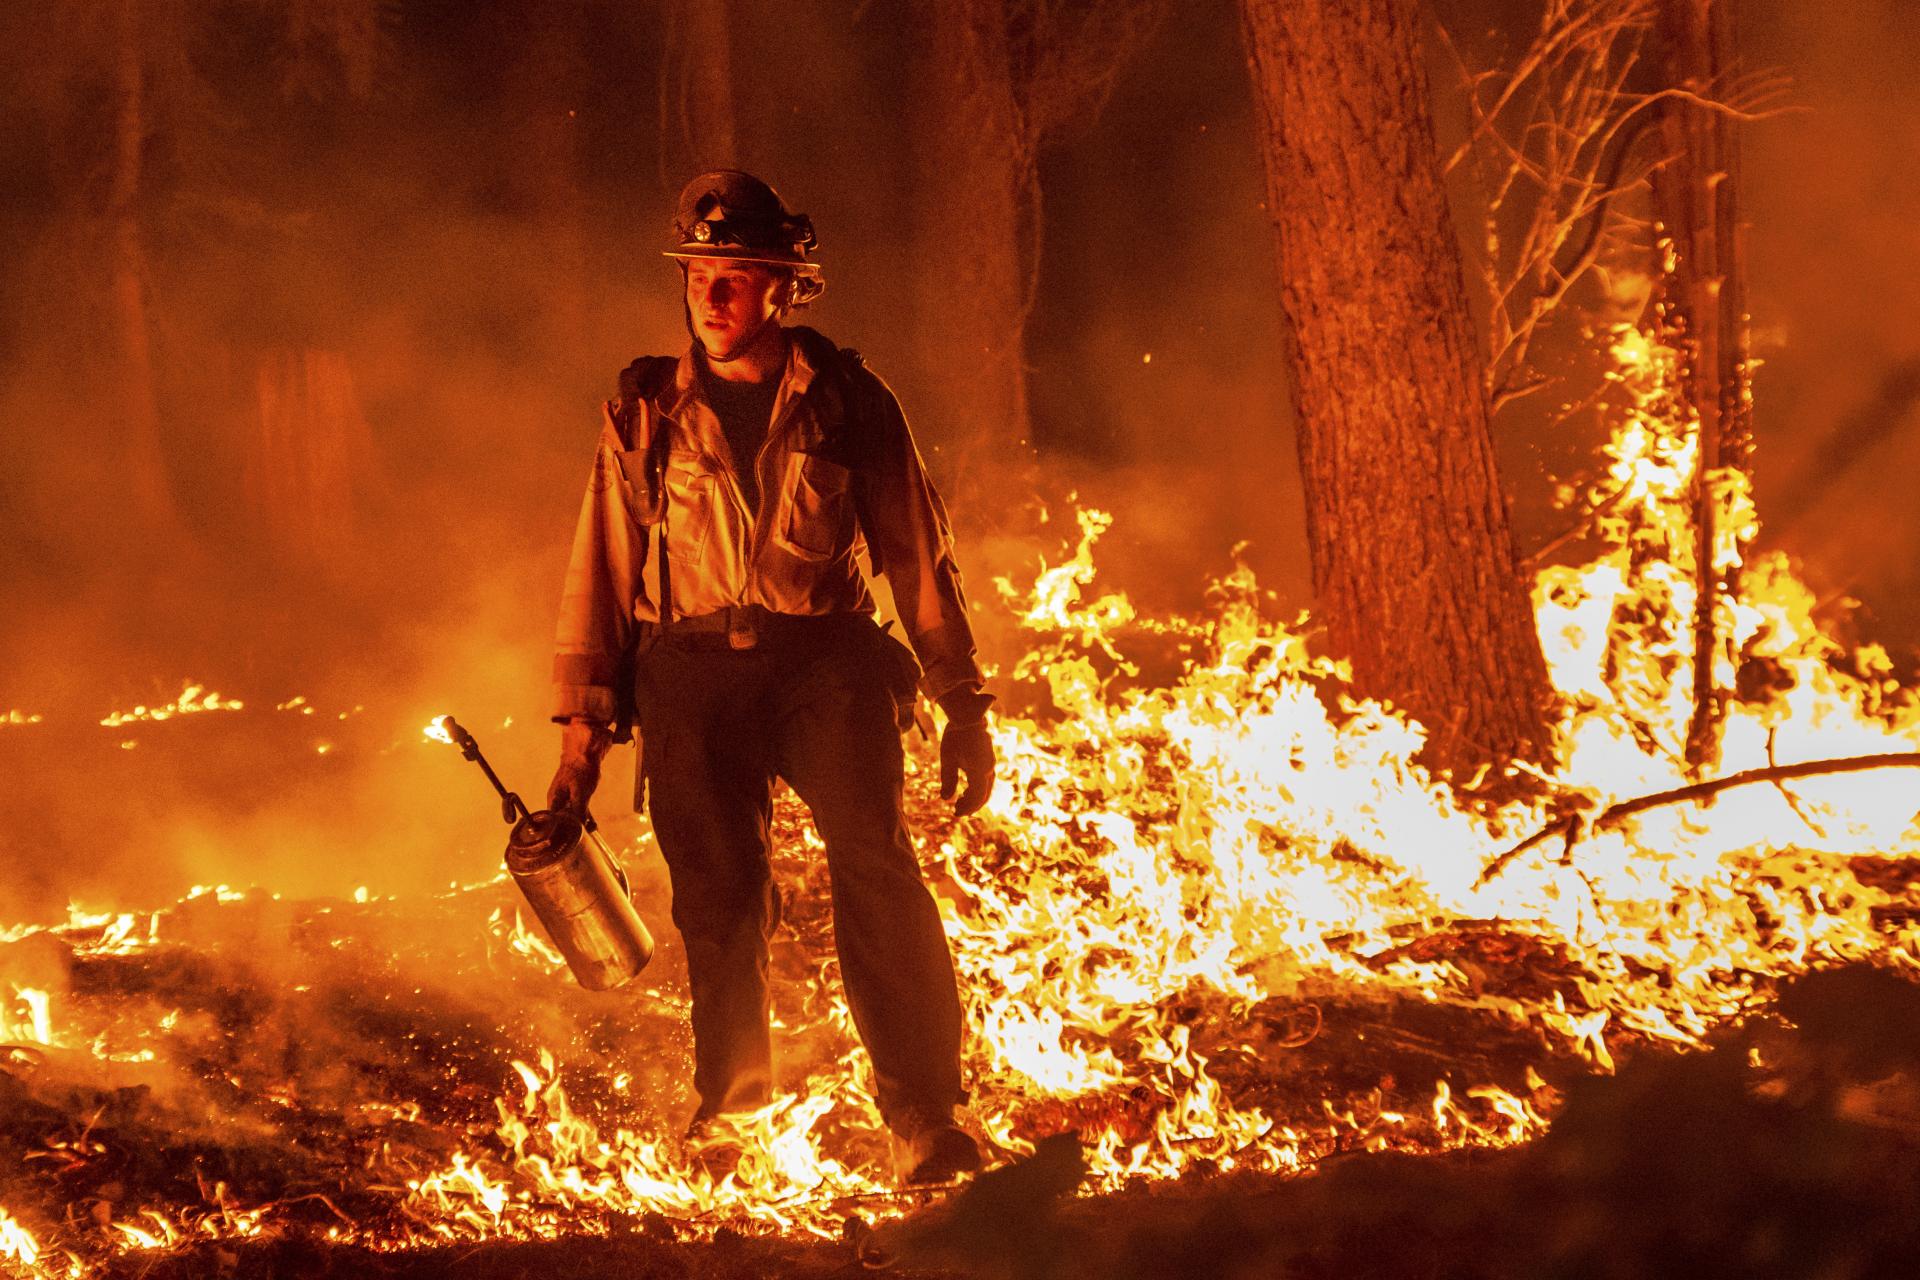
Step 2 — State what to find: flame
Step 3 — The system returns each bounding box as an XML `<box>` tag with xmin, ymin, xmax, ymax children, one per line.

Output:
<box><xmin>99</xmin><ymin>682</ymin><xmax>243</xmax><ymax>728</ymax></box>
<box><xmin>487</xmin><ymin>907</ymin><xmax>569</xmax><ymax>972</ymax></box>
<box><xmin>0</xmin><ymin>710</ymin><xmax>44</xmax><ymax>726</ymax></box>
<box><xmin>3</xmin><ymin>328</ymin><xmax>1920</xmax><ymax>1262</ymax></box>
<box><xmin>4</xmin><ymin>988</ymin><xmax>54</xmax><ymax>1048</ymax></box>
<box><xmin>423</xmin><ymin>717</ymin><xmax>455</xmax><ymax>745</ymax></box>
<box><xmin>0</xmin><ymin>1208</ymin><xmax>40</xmax><ymax>1268</ymax></box>
<box><xmin>276</xmin><ymin>696</ymin><xmax>362</xmax><ymax>722</ymax></box>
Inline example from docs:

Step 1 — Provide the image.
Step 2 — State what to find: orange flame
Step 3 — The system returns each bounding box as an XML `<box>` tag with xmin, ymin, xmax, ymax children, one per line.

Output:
<box><xmin>3</xmin><ymin>329</ymin><xmax>1919</xmax><ymax>1259</ymax></box>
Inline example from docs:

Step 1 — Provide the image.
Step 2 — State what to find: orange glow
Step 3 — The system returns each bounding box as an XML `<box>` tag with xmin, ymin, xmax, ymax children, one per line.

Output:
<box><xmin>3</xmin><ymin>330</ymin><xmax>1918</xmax><ymax>1262</ymax></box>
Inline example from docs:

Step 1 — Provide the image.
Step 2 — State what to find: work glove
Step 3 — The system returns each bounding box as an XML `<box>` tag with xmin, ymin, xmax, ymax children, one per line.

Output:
<box><xmin>547</xmin><ymin>718</ymin><xmax>613</xmax><ymax>817</ymax></box>
<box><xmin>939</xmin><ymin>717</ymin><xmax>996</xmax><ymax>817</ymax></box>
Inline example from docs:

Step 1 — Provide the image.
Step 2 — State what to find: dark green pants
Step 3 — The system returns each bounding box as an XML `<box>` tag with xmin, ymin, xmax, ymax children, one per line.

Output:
<box><xmin>634</xmin><ymin>614</ymin><xmax>964</xmax><ymax>1128</ymax></box>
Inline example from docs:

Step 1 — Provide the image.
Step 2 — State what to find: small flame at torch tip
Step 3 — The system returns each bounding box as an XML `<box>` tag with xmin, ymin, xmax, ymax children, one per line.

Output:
<box><xmin>423</xmin><ymin>716</ymin><xmax>454</xmax><ymax>745</ymax></box>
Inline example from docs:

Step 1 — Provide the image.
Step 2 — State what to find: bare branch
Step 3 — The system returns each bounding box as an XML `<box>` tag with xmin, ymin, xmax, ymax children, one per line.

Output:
<box><xmin>1477</xmin><ymin>753</ymin><xmax>1920</xmax><ymax>887</ymax></box>
<box><xmin>1441</xmin><ymin>0</ymin><xmax>1663</xmax><ymax>408</ymax></box>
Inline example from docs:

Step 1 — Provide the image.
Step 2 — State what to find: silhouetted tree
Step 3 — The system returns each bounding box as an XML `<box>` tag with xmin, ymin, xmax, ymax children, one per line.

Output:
<box><xmin>907</xmin><ymin>0</ymin><xmax>1163</xmax><ymax>480</ymax></box>
<box><xmin>20</xmin><ymin>0</ymin><xmax>386</xmax><ymax>549</ymax></box>
<box><xmin>106</xmin><ymin>0</ymin><xmax>177</xmax><ymax>535</ymax></box>
<box><xmin>1652</xmin><ymin>0</ymin><xmax>1752</xmax><ymax>772</ymax></box>
<box><xmin>657</xmin><ymin>0</ymin><xmax>741</xmax><ymax>186</ymax></box>
<box><xmin>1439</xmin><ymin>0</ymin><xmax>1666</xmax><ymax>416</ymax></box>
<box><xmin>499</xmin><ymin>0</ymin><xmax>592</xmax><ymax>341</ymax></box>
<box><xmin>1439</xmin><ymin>0</ymin><xmax>1783</xmax><ymax>772</ymax></box>
<box><xmin>1239</xmin><ymin>0</ymin><xmax>1556</xmax><ymax>780</ymax></box>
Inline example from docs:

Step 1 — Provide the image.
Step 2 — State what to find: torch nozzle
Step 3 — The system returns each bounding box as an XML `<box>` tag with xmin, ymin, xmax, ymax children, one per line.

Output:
<box><xmin>438</xmin><ymin>715</ymin><xmax>483</xmax><ymax>761</ymax></box>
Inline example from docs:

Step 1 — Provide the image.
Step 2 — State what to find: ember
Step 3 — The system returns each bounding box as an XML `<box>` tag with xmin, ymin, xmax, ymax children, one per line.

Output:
<box><xmin>4</xmin><ymin>422</ymin><xmax>1919</xmax><ymax>1271</ymax></box>
<box><xmin>3</xmin><ymin>2</ymin><xmax>1918</xmax><ymax>1276</ymax></box>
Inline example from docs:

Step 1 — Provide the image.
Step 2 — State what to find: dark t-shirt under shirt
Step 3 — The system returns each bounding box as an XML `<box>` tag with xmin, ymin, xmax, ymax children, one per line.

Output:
<box><xmin>699</xmin><ymin>363</ymin><xmax>778</xmax><ymax>516</ymax></box>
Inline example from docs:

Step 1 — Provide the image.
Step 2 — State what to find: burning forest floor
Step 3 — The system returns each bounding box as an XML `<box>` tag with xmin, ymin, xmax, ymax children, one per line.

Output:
<box><xmin>8</xmin><ymin>444</ymin><xmax>1920</xmax><ymax>1275</ymax></box>
<box><xmin>4</xmin><ymin>808</ymin><xmax>1920</xmax><ymax>1279</ymax></box>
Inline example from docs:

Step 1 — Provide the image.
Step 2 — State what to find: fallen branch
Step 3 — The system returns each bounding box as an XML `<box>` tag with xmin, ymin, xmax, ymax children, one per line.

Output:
<box><xmin>1477</xmin><ymin>814</ymin><xmax>1584</xmax><ymax>888</ymax></box>
<box><xmin>1478</xmin><ymin>752</ymin><xmax>1920</xmax><ymax>887</ymax></box>
<box><xmin>1601</xmin><ymin>752</ymin><xmax>1920</xmax><ymax>824</ymax></box>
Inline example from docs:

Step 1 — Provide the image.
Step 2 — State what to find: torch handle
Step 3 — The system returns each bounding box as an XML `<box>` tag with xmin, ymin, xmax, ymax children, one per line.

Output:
<box><xmin>440</xmin><ymin>717</ymin><xmax>533</xmax><ymax>825</ymax></box>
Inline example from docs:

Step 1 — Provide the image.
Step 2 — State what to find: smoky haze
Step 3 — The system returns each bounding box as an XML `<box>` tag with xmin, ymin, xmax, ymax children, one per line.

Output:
<box><xmin>1740</xmin><ymin>0</ymin><xmax>1920</xmax><ymax>642</ymax></box>
<box><xmin>0</xmin><ymin>0</ymin><xmax>1907</xmax><ymax>920</ymax></box>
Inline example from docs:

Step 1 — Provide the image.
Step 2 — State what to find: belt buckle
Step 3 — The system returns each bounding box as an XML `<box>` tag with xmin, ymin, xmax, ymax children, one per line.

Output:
<box><xmin>727</xmin><ymin>608</ymin><xmax>758</xmax><ymax>650</ymax></box>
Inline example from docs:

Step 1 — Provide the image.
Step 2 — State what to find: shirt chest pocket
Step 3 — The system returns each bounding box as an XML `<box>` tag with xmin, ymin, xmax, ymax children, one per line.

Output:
<box><xmin>776</xmin><ymin>452</ymin><xmax>855</xmax><ymax>562</ymax></box>
<box><xmin>626</xmin><ymin>448</ymin><xmax>717</xmax><ymax>566</ymax></box>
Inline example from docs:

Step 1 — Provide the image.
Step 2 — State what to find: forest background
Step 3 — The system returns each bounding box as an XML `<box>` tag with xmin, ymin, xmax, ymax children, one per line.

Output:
<box><xmin>0</xmin><ymin>0</ymin><xmax>1914</xmax><ymax>915</ymax></box>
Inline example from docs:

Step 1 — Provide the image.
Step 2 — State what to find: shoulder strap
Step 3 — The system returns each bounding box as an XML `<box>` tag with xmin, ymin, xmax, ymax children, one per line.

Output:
<box><xmin>612</xmin><ymin>355</ymin><xmax>678</xmax><ymax>449</ymax></box>
<box><xmin>829</xmin><ymin>344</ymin><xmax>888</xmax><ymax>456</ymax></box>
<box><xmin>617</xmin><ymin>354</ymin><xmax>677</xmax><ymax>410</ymax></box>
<box><xmin>614</xmin><ymin>355</ymin><xmax>679</xmax><ymax>624</ymax></box>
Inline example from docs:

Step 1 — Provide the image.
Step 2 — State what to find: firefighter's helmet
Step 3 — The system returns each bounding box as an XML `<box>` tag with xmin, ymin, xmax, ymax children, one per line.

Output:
<box><xmin>666</xmin><ymin>170</ymin><xmax>824</xmax><ymax>307</ymax></box>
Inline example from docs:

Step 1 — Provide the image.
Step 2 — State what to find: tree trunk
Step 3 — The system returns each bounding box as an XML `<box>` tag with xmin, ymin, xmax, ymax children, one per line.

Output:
<box><xmin>505</xmin><ymin>2</ymin><xmax>590</xmax><ymax>342</ymax></box>
<box><xmin>1654</xmin><ymin>0</ymin><xmax>1751</xmax><ymax>774</ymax></box>
<box><xmin>908</xmin><ymin>0</ymin><xmax>1034</xmax><ymax>480</ymax></box>
<box><xmin>659</xmin><ymin>0</ymin><xmax>739</xmax><ymax>184</ymax></box>
<box><xmin>1238</xmin><ymin>0</ymin><xmax>1556</xmax><ymax>778</ymax></box>
<box><xmin>110</xmin><ymin>0</ymin><xmax>177</xmax><ymax>536</ymax></box>
<box><xmin>245</xmin><ymin>348</ymin><xmax>379</xmax><ymax>568</ymax></box>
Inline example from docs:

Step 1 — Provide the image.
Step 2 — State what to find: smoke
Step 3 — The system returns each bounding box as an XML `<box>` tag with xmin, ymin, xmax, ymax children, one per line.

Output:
<box><xmin>1742</xmin><ymin>0</ymin><xmax>1920</xmax><ymax>646</ymax></box>
<box><xmin>0</xmin><ymin>0</ymin><xmax>1913</xmax><ymax>922</ymax></box>
<box><xmin>1025</xmin><ymin>8</ymin><xmax>1309</xmax><ymax>618</ymax></box>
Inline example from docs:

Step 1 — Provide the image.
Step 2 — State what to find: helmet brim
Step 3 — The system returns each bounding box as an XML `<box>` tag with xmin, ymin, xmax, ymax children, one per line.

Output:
<box><xmin>663</xmin><ymin>246</ymin><xmax>821</xmax><ymax>275</ymax></box>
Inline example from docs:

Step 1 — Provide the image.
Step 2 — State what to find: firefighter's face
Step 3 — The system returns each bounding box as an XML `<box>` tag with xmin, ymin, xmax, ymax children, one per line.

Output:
<box><xmin>684</xmin><ymin>259</ymin><xmax>784</xmax><ymax>359</ymax></box>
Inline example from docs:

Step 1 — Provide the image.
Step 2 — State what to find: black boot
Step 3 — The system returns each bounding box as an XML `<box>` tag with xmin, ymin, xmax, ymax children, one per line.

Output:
<box><xmin>682</xmin><ymin>1107</ymin><xmax>748</xmax><ymax>1180</ymax></box>
<box><xmin>889</xmin><ymin>1109</ymin><xmax>982</xmax><ymax>1185</ymax></box>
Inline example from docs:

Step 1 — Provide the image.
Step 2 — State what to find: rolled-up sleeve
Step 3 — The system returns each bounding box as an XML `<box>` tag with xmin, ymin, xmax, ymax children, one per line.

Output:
<box><xmin>552</xmin><ymin>403</ymin><xmax>650</xmax><ymax>738</ymax></box>
<box><xmin>848</xmin><ymin>370</ymin><xmax>986</xmax><ymax>702</ymax></box>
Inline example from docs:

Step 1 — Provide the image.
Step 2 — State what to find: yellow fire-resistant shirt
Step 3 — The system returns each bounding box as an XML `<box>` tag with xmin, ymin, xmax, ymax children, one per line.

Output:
<box><xmin>552</xmin><ymin>325</ymin><xmax>985</xmax><ymax>735</ymax></box>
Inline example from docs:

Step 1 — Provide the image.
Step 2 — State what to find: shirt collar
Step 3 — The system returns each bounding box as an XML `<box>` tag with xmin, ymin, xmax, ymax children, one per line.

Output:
<box><xmin>667</xmin><ymin>327</ymin><xmax>815</xmax><ymax>422</ymax></box>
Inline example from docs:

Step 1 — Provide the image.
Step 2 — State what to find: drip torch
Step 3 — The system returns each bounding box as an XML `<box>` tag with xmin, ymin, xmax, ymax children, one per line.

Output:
<box><xmin>439</xmin><ymin>716</ymin><xmax>654</xmax><ymax>990</ymax></box>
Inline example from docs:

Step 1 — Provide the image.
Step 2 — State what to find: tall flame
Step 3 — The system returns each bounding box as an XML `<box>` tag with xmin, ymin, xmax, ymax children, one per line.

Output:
<box><xmin>2</xmin><ymin>328</ymin><xmax>1918</xmax><ymax>1263</ymax></box>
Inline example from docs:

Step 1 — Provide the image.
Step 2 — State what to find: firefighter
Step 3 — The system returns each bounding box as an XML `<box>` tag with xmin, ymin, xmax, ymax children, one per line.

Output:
<box><xmin>545</xmin><ymin>170</ymin><xmax>995</xmax><ymax>1185</ymax></box>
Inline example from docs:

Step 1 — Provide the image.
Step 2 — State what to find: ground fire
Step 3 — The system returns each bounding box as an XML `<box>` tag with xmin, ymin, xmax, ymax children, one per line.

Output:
<box><xmin>2</xmin><ymin>314</ymin><xmax>1918</xmax><ymax>1275</ymax></box>
<box><xmin>6</xmin><ymin>1</ymin><xmax>1920</xmax><ymax>1276</ymax></box>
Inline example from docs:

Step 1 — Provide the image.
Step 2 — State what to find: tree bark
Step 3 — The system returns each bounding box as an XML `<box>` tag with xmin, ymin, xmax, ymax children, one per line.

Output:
<box><xmin>1238</xmin><ymin>0</ymin><xmax>1556</xmax><ymax>777</ymax></box>
<box><xmin>245</xmin><ymin>348</ymin><xmax>380</xmax><ymax>568</ymax></box>
<box><xmin>110</xmin><ymin>0</ymin><xmax>178</xmax><ymax>536</ymax></box>
<box><xmin>908</xmin><ymin>0</ymin><xmax>1035</xmax><ymax>479</ymax></box>
<box><xmin>1653</xmin><ymin>0</ymin><xmax>1751</xmax><ymax>774</ymax></box>
<box><xmin>659</xmin><ymin>0</ymin><xmax>739</xmax><ymax>184</ymax></box>
<box><xmin>504</xmin><ymin>1</ymin><xmax>590</xmax><ymax>341</ymax></box>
